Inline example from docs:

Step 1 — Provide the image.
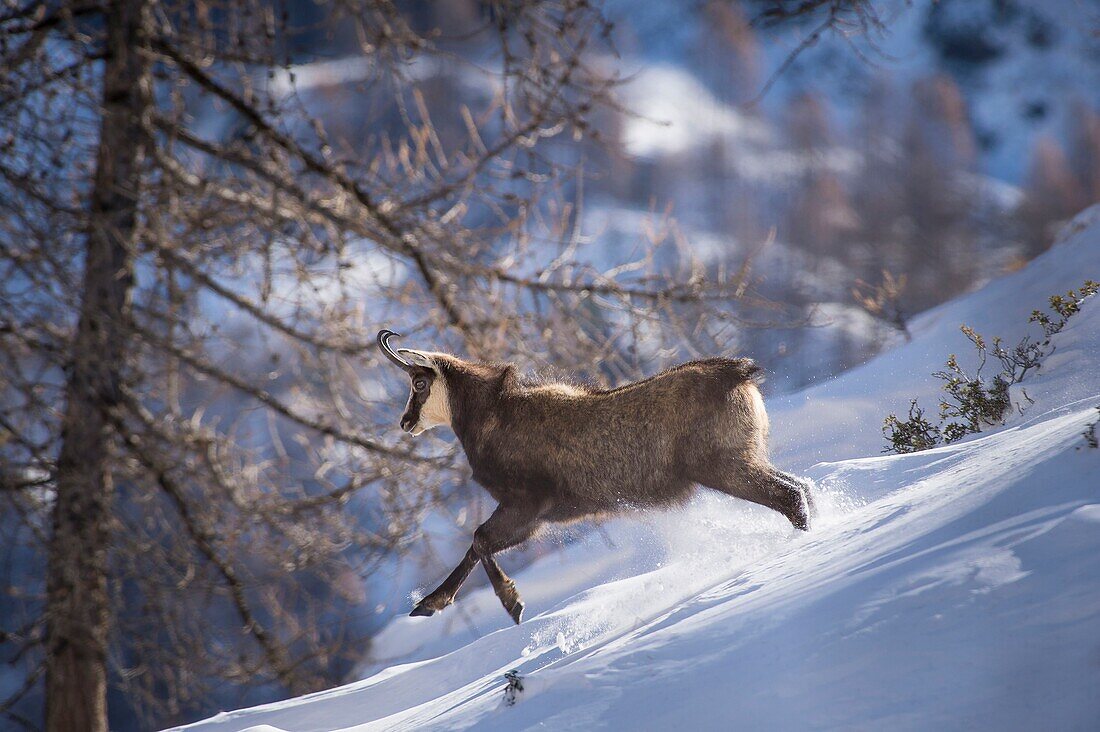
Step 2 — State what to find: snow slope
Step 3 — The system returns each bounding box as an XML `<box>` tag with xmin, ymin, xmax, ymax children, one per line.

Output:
<box><xmin>172</xmin><ymin>208</ymin><xmax>1100</xmax><ymax>731</ymax></box>
<box><xmin>771</xmin><ymin>204</ymin><xmax>1100</xmax><ymax>470</ymax></box>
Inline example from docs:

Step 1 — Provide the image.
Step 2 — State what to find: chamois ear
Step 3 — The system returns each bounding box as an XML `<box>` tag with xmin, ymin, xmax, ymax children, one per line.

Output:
<box><xmin>397</xmin><ymin>349</ymin><xmax>435</xmax><ymax>369</ymax></box>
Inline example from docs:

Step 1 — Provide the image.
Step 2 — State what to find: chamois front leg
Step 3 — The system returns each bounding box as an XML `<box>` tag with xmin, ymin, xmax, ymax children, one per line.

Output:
<box><xmin>473</xmin><ymin>501</ymin><xmax>543</xmax><ymax>623</ymax></box>
<box><xmin>411</xmin><ymin>501</ymin><xmax>543</xmax><ymax>622</ymax></box>
<box><xmin>410</xmin><ymin>547</ymin><xmax>478</xmax><ymax>617</ymax></box>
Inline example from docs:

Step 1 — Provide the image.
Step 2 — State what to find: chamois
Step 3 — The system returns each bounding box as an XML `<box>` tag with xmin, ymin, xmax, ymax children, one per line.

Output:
<box><xmin>377</xmin><ymin>329</ymin><xmax>814</xmax><ymax>624</ymax></box>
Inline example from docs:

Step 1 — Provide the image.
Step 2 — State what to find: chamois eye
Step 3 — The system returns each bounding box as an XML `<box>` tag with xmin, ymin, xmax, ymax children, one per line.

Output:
<box><xmin>413</xmin><ymin>379</ymin><xmax>428</xmax><ymax>392</ymax></box>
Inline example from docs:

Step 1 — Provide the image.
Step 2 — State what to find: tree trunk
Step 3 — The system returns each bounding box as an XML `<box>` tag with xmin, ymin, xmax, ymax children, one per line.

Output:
<box><xmin>44</xmin><ymin>1</ymin><xmax>151</xmax><ymax>730</ymax></box>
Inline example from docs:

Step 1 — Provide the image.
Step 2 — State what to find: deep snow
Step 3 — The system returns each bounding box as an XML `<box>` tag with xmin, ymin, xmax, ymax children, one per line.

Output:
<box><xmin>171</xmin><ymin>207</ymin><xmax>1100</xmax><ymax>731</ymax></box>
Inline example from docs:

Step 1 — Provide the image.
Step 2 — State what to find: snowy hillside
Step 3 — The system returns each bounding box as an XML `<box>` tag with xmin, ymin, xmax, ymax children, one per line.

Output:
<box><xmin>771</xmin><ymin>204</ymin><xmax>1100</xmax><ymax>469</ymax></box>
<box><xmin>171</xmin><ymin>208</ymin><xmax>1100</xmax><ymax>731</ymax></box>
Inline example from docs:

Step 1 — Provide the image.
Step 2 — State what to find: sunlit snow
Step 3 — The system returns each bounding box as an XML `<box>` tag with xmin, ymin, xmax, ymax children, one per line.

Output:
<box><xmin>171</xmin><ymin>206</ymin><xmax>1100</xmax><ymax>731</ymax></box>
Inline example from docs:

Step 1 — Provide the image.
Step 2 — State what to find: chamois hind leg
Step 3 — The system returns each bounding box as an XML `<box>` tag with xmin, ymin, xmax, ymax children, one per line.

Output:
<box><xmin>771</xmin><ymin>467</ymin><xmax>816</xmax><ymax>527</ymax></box>
<box><xmin>411</xmin><ymin>501</ymin><xmax>542</xmax><ymax>622</ymax></box>
<box><xmin>700</xmin><ymin>461</ymin><xmax>814</xmax><ymax>531</ymax></box>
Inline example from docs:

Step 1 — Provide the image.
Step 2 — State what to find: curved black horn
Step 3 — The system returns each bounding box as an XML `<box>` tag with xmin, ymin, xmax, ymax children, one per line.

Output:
<box><xmin>377</xmin><ymin>329</ymin><xmax>413</xmax><ymax>371</ymax></box>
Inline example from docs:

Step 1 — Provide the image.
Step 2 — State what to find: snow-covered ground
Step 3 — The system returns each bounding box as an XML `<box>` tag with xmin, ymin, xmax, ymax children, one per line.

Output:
<box><xmin>171</xmin><ymin>207</ymin><xmax>1100</xmax><ymax>731</ymax></box>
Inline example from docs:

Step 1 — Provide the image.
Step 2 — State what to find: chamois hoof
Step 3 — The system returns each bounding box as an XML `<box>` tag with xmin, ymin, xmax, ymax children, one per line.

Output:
<box><xmin>505</xmin><ymin>599</ymin><xmax>524</xmax><ymax>625</ymax></box>
<box><xmin>497</xmin><ymin>580</ymin><xmax>525</xmax><ymax>623</ymax></box>
<box><xmin>786</xmin><ymin>486</ymin><xmax>813</xmax><ymax>531</ymax></box>
<box><xmin>409</xmin><ymin>603</ymin><xmax>436</xmax><ymax>617</ymax></box>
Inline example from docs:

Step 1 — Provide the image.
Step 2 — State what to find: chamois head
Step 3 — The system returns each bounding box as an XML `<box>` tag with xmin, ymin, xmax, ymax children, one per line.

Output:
<box><xmin>377</xmin><ymin>329</ymin><xmax>452</xmax><ymax>435</ymax></box>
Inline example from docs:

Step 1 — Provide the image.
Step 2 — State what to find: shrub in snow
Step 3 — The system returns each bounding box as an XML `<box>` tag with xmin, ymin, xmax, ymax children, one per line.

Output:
<box><xmin>1030</xmin><ymin>281</ymin><xmax>1099</xmax><ymax>339</ymax></box>
<box><xmin>1082</xmin><ymin>407</ymin><xmax>1100</xmax><ymax>450</ymax></box>
<box><xmin>884</xmin><ymin>281</ymin><xmax>1098</xmax><ymax>453</ymax></box>
<box><xmin>934</xmin><ymin>326</ymin><xmax>1022</xmax><ymax>444</ymax></box>
<box><xmin>883</xmin><ymin>400</ymin><xmax>941</xmax><ymax>454</ymax></box>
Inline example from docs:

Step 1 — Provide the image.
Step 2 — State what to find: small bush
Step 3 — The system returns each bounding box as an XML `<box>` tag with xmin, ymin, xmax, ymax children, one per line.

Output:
<box><xmin>1030</xmin><ymin>280</ymin><xmax>1099</xmax><ymax>339</ymax></box>
<box><xmin>1082</xmin><ymin>407</ymin><xmax>1100</xmax><ymax>450</ymax></box>
<box><xmin>883</xmin><ymin>280</ymin><xmax>1098</xmax><ymax>454</ymax></box>
<box><xmin>935</xmin><ymin>333</ymin><xmax>1007</xmax><ymax>441</ymax></box>
<box><xmin>883</xmin><ymin>400</ymin><xmax>940</xmax><ymax>454</ymax></box>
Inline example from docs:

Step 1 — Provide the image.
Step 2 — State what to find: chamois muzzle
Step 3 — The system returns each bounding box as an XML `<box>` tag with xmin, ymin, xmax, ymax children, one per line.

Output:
<box><xmin>377</xmin><ymin>329</ymin><xmax>414</xmax><ymax>373</ymax></box>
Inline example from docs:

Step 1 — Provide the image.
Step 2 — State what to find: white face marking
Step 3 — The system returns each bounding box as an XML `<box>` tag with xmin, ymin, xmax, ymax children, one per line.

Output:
<box><xmin>408</xmin><ymin>374</ymin><xmax>451</xmax><ymax>435</ymax></box>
